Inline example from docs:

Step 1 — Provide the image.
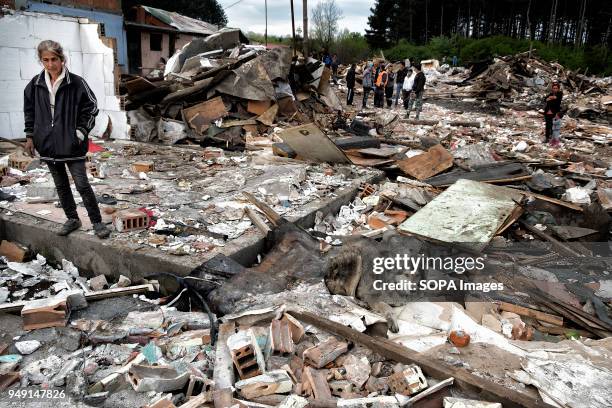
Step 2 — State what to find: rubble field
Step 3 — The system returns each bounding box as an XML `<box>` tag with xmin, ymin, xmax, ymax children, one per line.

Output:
<box><xmin>1</xmin><ymin>34</ymin><xmax>612</xmax><ymax>408</ymax></box>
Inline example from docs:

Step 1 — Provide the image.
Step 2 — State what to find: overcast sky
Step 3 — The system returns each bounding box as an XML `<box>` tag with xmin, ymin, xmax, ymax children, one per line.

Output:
<box><xmin>223</xmin><ymin>0</ymin><xmax>371</xmax><ymax>36</ymax></box>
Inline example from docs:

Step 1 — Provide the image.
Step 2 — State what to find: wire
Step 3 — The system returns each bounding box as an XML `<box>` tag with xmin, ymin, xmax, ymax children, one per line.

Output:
<box><xmin>223</xmin><ymin>0</ymin><xmax>245</xmax><ymax>10</ymax></box>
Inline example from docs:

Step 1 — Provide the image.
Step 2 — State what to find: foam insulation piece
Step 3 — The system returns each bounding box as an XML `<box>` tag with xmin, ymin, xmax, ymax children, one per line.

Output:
<box><xmin>0</xmin><ymin>11</ymin><xmax>127</xmax><ymax>140</ymax></box>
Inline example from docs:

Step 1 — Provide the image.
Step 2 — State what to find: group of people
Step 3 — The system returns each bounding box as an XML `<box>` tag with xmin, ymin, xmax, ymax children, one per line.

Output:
<box><xmin>345</xmin><ymin>60</ymin><xmax>426</xmax><ymax>119</ymax></box>
<box><xmin>343</xmin><ymin>58</ymin><xmax>564</xmax><ymax>147</ymax></box>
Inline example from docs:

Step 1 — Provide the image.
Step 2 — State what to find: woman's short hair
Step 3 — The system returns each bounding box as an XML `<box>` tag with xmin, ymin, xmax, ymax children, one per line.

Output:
<box><xmin>37</xmin><ymin>40</ymin><xmax>66</xmax><ymax>62</ymax></box>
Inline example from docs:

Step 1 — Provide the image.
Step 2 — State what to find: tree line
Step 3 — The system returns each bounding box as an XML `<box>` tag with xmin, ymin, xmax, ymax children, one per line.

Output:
<box><xmin>366</xmin><ymin>0</ymin><xmax>612</xmax><ymax>50</ymax></box>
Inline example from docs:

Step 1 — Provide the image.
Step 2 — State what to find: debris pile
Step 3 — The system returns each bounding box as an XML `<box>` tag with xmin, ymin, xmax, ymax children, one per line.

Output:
<box><xmin>122</xmin><ymin>32</ymin><xmax>342</xmax><ymax>150</ymax></box>
<box><xmin>1</xmin><ymin>46</ymin><xmax>611</xmax><ymax>408</ymax></box>
<box><xmin>456</xmin><ymin>52</ymin><xmax>612</xmax><ymax>121</ymax></box>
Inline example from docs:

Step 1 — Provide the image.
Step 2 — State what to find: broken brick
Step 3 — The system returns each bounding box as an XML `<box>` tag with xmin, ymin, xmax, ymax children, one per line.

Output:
<box><xmin>303</xmin><ymin>337</ymin><xmax>348</xmax><ymax>368</ymax></box>
<box><xmin>8</xmin><ymin>154</ymin><xmax>33</xmax><ymax>171</ymax></box>
<box><xmin>281</xmin><ymin>313</ymin><xmax>305</xmax><ymax>343</ymax></box>
<box><xmin>112</xmin><ymin>209</ymin><xmax>150</xmax><ymax>232</ymax></box>
<box><xmin>270</xmin><ymin>319</ymin><xmax>295</xmax><ymax>355</ymax></box>
<box><xmin>185</xmin><ymin>375</ymin><xmax>213</xmax><ymax>401</ymax></box>
<box><xmin>0</xmin><ymin>240</ymin><xmax>28</xmax><ymax>262</ymax></box>
<box><xmin>21</xmin><ymin>295</ymin><xmax>70</xmax><ymax>330</ymax></box>
<box><xmin>86</xmin><ymin>162</ymin><xmax>100</xmax><ymax>178</ymax></box>
<box><xmin>303</xmin><ymin>366</ymin><xmax>332</xmax><ymax>400</ymax></box>
<box><xmin>234</xmin><ymin>369</ymin><xmax>293</xmax><ymax>399</ymax></box>
<box><xmin>227</xmin><ymin>329</ymin><xmax>265</xmax><ymax>380</ymax></box>
<box><xmin>89</xmin><ymin>275</ymin><xmax>109</xmax><ymax>291</ymax></box>
<box><xmin>0</xmin><ymin>371</ymin><xmax>20</xmax><ymax>391</ymax></box>
<box><xmin>132</xmin><ymin>161</ymin><xmax>155</xmax><ymax>173</ymax></box>
<box><xmin>387</xmin><ymin>365</ymin><xmax>428</xmax><ymax>396</ymax></box>
<box><xmin>329</xmin><ymin>379</ymin><xmax>353</xmax><ymax>397</ymax></box>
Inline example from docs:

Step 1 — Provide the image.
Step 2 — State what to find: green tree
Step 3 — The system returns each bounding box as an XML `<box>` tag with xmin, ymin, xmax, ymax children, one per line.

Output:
<box><xmin>334</xmin><ymin>30</ymin><xmax>370</xmax><ymax>64</ymax></box>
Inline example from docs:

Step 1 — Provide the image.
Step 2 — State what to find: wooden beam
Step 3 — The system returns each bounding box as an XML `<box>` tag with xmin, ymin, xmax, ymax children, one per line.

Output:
<box><xmin>287</xmin><ymin>311</ymin><xmax>552</xmax><ymax>408</ymax></box>
<box><xmin>497</xmin><ymin>301</ymin><xmax>563</xmax><ymax>326</ymax></box>
<box><xmin>0</xmin><ymin>284</ymin><xmax>155</xmax><ymax>314</ymax></box>
<box><xmin>510</xmin><ymin>189</ymin><xmax>584</xmax><ymax>212</ymax></box>
<box><xmin>245</xmin><ymin>207</ymin><xmax>271</xmax><ymax>235</ymax></box>
<box><xmin>243</xmin><ymin>192</ymin><xmax>283</xmax><ymax>227</ymax></box>
<box><xmin>519</xmin><ymin>221</ymin><xmax>584</xmax><ymax>257</ymax></box>
<box><xmin>213</xmin><ymin>322</ymin><xmax>236</xmax><ymax>408</ymax></box>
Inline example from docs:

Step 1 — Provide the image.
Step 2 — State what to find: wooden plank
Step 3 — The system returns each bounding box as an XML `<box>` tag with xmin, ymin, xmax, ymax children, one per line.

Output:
<box><xmin>257</xmin><ymin>104</ymin><xmax>279</xmax><ymax>127</ymax></box>
<box><xmin>530</xmin><ymin>296</ymin><xmax>610</xmax><ymax>339</ymax></box>
<box><xmin>425</xmin><ymin>162</ymin><xmax>530</xmax><ymax>187</ymax></box>
<box><xmin>534</xmin><ymin>325</ymin><xmax>594</xmax><ymax>338</ymax></box>
<box><xmin>346</xmin><ymin>153</ymin><xmax>395</xmax><ymax>167</ymax></box>
<box><xmin>243</xmin><ymin>192</ymin><xmax>283</xmax><ymax>227</ymax></box>
<box><xmin>519</xmin><ymin>221</ymin><xmax>584</xmax><ymax>258</ymax></box>
<box><xmin>397</xmin><ymin>144</ymin><xmax>454</xmax><ymax>180</ymax></box>
<box><xmin>512</xmin><ymin>189</ymin><xmax>584</xmax><ymax>212</ymax></box>
<box><xmin>497</xmin><ymin>301</ymin><xmax>563</xmax><ymax>326</ymax></box>
<box><xmin>288</xmin><ymin>311</ymin><xmax>551</xmax><ymax>408</ymax></box>
<box><xmin>182</xmin><ymin>96</ymin><xmax>228</xmax><ymax>130</ymax></box>
<box><xmin>597</xmin><ymin>188</ymin><xmax>612</xmax><ymax>211</ymax></box>
<box><xmin>125</xmin><ymin>76</ymin><xmax>156</xmax><ymax>96</ymax></box>
<box><xmin>213</xmin><ymin>322</ymin><xmax>236</xmax><ymax>408</ymax></box>
<box><xmin>539</xmin><ymin>291</ymin><xmax>612</xmax><ymax>332</ymax></box>
<box><xmin>401</xmin><ymin>119</ymin><xmax>439</xmax><ymax>125</ymax></box>
<box><xmin>0</xmin><ymin>284</ymin><xmax>155</xmax><ymax>313</ymax></box>
<box><xmin>247</xmin><ymin>100</ymin><xmax>272</xmax><ymax>115</ymax></box>
<box><xmin>548</xmin><ymin>226</ymin><xmax>598</xmax><ymax>240</ymax></box>
<box><xmin>278</xmin><ymin>124</ymin><xmax>350</xmax><ymax>164</ymax></box>
<box><xmin>357</xmin><ymin>147</ymin><xmax>400</xmax><ymax>158</ymax></box>
<box><xmin>245</xmin><ymin>208</ymin><xmax>271</xmax><ymax>235</ymax></box>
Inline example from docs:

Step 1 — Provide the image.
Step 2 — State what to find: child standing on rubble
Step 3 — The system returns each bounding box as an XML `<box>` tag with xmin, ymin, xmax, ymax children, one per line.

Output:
<box><xmin>23</xmin><ymin>40</ymin><xmax>111</xmax><ymax>239</ymax></box>
<box><xmin>544</xmin><ymin>81</ymin><xmax>563</xmax><ymax>146</ymax></box>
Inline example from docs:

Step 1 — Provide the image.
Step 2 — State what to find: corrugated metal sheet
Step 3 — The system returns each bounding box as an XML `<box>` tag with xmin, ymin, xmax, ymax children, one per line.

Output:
<box><xmin>142</xmin><ymin>6</ymin><xmax>217</xmax><ymax>35</ymax></box>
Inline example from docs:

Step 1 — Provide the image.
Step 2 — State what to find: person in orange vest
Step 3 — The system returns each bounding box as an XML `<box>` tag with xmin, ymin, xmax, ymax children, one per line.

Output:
<box><xmin>374</xmin><ymin>64</ymin><xmax>388</xmax><ymax>108</ymax></box>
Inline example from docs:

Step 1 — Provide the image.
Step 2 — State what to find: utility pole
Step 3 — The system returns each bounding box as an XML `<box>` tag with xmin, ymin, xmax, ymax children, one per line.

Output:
<box><xmin>265</xmin><ymin>0</ymin><xmax>268</xmax><ymax>48</ymax></box>
<box><xmin>303</xmin><ymin>0</ymin><xmax>308</xmax><ymax>57</ymax></box>
<box><xmin>290</xmin><ymin>0</ymin><xmax>297</xmax><ymax>56</ymax></box>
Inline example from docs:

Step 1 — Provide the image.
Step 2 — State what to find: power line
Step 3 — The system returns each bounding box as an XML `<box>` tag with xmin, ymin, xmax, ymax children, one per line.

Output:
<box><xmin>223</xmin><ymin>0</ymin><xmax>245</xmax><ymax>10</ymax></box>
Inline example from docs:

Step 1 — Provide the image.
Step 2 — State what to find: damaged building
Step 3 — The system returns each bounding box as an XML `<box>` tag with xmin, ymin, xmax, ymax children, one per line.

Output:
<box><xmin>1</xmin><ymin>2</ymin><xmax>612</xmax><ymax>408</ymax></box>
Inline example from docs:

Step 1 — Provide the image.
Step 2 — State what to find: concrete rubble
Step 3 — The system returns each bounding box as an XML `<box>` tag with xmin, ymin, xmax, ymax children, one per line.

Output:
<box><xmin>0</xmin><ymin>31</ymin><xmax>611</xmax><ymax>408</ymax></box>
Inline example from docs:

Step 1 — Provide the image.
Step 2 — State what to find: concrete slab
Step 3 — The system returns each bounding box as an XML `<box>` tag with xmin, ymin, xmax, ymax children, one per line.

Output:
<box><xmin>1</xmin><ymin>141</ymin><xmax>384</xmax><ymax>280</ymax></box>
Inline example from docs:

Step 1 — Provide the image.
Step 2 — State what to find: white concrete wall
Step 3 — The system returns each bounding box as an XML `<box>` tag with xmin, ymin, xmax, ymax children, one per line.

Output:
<box><xmin>0</xmin><ymin>11</ymin><xmax>128</xmax><ymax>140</ymax></box>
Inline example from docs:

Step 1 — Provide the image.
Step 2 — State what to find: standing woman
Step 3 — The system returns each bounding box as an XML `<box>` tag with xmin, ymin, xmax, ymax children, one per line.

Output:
<box><xmin>23</xmin><ymin>40</ymin><xmax>110</xmax><ymax>238</ymax></box>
